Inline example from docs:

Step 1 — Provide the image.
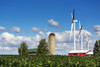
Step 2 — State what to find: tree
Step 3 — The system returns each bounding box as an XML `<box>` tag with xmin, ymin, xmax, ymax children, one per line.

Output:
<box><xmin>18</xmin><ymin>42</ymin><xmax>28</xmax><ymax>55</ymax></box>
<box><xmin>36</xmin><ymin>39</ymin><xmax>49</xmax><ymax>55</ymax></box>
<box><xmin>93</xmin><ymin>40</ymin><xmax>100</xmax><ymax>56</ymax></box>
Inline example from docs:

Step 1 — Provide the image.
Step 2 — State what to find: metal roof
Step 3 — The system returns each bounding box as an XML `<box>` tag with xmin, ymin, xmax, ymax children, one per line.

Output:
<box><xmin>49</xmin><ymin>33</ymin><xmax>55</xmax><ymax>36</ymax></box>
<box><xmin>28</xmin><ymin>48</ymin><xmax>37</xmax><ymax>53</ymax></box>
<box><xmin>86</xmin><ymin>51</ymin><xmax>93</xmax><ymax>55</ymax></box>
<box><xmin>68</xmin><ymin>50</ymin><xmax>90</xmax><ymax>53</ymax></box>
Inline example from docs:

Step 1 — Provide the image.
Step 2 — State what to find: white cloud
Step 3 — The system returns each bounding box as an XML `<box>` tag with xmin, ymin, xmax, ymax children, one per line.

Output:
<box><xmin>48</xmin><ymin>19</ymin><xmax>61</xmax><ymax>27</ymax></box>
<box><xmin>8</xmin><ymin>27</ymin><xmax>21</xmax><ymax>33</ymax></box>
<box><xmin>55</xmin><ymin>43</ymin><xmax>73</xmax><ymax>55</ymax></box>
<box><xmin>46</xmin><ymin>30</ymin><xmax>94</xmax><ymax>55</ymax></box>
<box><xmin>39</xmin><ymin>31</ymin><xmax>44</xmax><ymax>35</ymax></box>
<box><xmin>4</xmin><ymin>47</ymin><xmax>10</xmax><ymax>50</ymax></box>
<box><xmin>32</xmin><ymin>27</ymin><xmax>41</xmax><ymax>32</ymax></box>
<box><xmin>0</xmin><ymin>46</ymin><xmax>15</xmax><ymax>51</ymax></box>
<box><xmin>96</xmin><ymin>32</ymin><xmax>100</xmax><ymax>37</ymax></box>
<box><xmin>46</xmin><ymin>31</ymin><xmax>52</xmax><ymax>36</ymax></box>
<box><xmin>93</xmin><ymin>25</ymin><xmax>100</xmax><ymax>32</ymax></box>
<box><xmin>92</xmin><ymin>25</ymin><xmax>100</xmax><ymax>37</ymax></box>
<box><xmin>32</xmin><ymin>27</ymin><xmax>46</xmax><ymax>36</ymax></box>
<box><xmin>0</xmin><ymin>32</ymin><xmax>41</xmax><ymax>54</ymax></box>
<box><xmin>0</xmin><ymin>26</ymin><xmax>5</xmax><ymax>31</ymax></box>
<box><xmin>55</xmin><ymin>31</ymin><xmax>71</xmax><ymax>43</ymax></box>
<box><xmin>54</xmin><ymin>30</ymin><xmax>92</xmax><ymax>43</ymax></box>
<box><xmin>43</xmin><ymin>29</ymin><xmax>48</xmax><ymax>32</ymax></box>
<box><xmin>0</xmin><ymin>29</ymin><xmax>95</xmax><ymax>55</ymax></box>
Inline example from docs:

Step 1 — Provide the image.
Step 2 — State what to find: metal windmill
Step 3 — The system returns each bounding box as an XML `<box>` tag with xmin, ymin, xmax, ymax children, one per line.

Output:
<box><xmin>70</xmin><ymin>9</ymin><xmax>78</xmax><ymax>50</ymax></box>
<box><xmin>78</xmin><ymin>21</ymin><xmax>84</xmax><ymax>50</ymax></box>
<box><xmin>78</xmin><ymin>23</ymin><xmax>90</xmax><ymax>50</ymax></box>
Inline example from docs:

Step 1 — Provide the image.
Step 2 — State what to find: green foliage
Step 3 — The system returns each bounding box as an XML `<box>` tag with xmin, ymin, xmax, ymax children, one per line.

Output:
<box><xmin>36</xmin><ymin>39</ymin><xmax>49</xmax><ymax>55</ymax></box>
<box><xmin>93</xmin><ymin>40</ymin><xmax>100</xmax><ymax>56</ymax></box>
<box><xmin>0</xmin><ymin>55</ymin><xmax>100</xmax><ymax>67</ymax></box>
<box><xmin>18</xmin><ymin>48</ymin><xmax>21</xmax><ymax>55</ymax></box>
<box><xmin>18</xmin><ymin>42</ymin><xmax>28</xmax><ymax>55</ymax></box>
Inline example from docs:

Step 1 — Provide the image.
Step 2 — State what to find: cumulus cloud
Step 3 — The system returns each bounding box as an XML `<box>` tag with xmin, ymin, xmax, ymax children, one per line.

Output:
<box><xmin>47</xmin><ymin>30</ymin><xmax>94</xmax><ymax>55</ymax></box>
<box><xmin>0</xmin><ymin>29</ymin><xmax>95</xmax><ymax>55</ymax></box>
<box><xmin>92</xmin><ymin>25</ymin><xmax>100</xmax><ymax>37</ymax></box>
<box><xmin>39</xmin><ymin>31</ymin><xmax>44</xmax><ymax>35</ymax></box>
<box><xmin>0</xmin><ymin>26</ymin><xmax>5</xmax><ymax>31</ymax></box>
<box><xmin>32</xmin><ymin>27</ymin><xmax>47</xmax><ymax>32</ymax></box>
<box><xmin>0</xmin><ymin>46</ymin><xmax>10</xmax><ymax>50</ymax></box>
<box><xmin>32</xmin><ymin>27</ymin><xmax>41</xmax><ymax>32</ymax></box>
<box><xmin>48</xmin><ymin>19</ymin><xmax>61</xmax><ymax>27</ymax></box>
<box><xmin>55</xmin><ymin>43</ymin><xmax>73</xmax><ymax>55</ymax></box>
<box><xmin>8</xmin><ymin>27</ymin><xmax>21</xmax><ymax>33</ymax></box>
<box><xmin>93</xmin><ymin>25</ymin><xmax>100</xmax><ymax>32</ymax></box>
<box><xmin>43</xmin><ymin>29</ymin><xmax>48</xmax><ymax>32</ymax></box>
<box><xmin>52</xmin><ymin>30</ymin><xmax>92</xmax><ymax>43</ymax></box>
<box><xmin>96</xmin><ymin>32</ymin><xmax>100</xmax><ymax>37</ymax></box>
<box><xmin>0</xmin><ymin>32</ymin><xmax>41</xmax><ymax>54</ymax></box>
<box><xmin>31</xmin><ymin>27</ymin><xmax>46</xmax><ymax>35</ymax></box>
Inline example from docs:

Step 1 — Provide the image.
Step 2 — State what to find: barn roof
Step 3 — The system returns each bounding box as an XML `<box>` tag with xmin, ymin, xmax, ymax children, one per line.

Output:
<box><xmin>68</xmin><ymin>50</ymin><xmax>90</xmax><ymax>53</ymax></box>
<box><xmin>86</xmin><ymin>51</ymin><xmax>93</xmax><ymax>55</ymax></box>
<box><xmin>28</xmin><ymin>48</ymin><xmax>37</xmax><ymax>53</ymax></box>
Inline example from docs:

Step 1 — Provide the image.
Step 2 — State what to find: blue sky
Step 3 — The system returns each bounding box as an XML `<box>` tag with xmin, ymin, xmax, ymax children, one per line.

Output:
<box><xmin>0</xmin><ymin>0</ymin><xmax>100</xmax><ymax>33</ymax></box>
<box><xmin>0</xmin><ymin>0</ymin><xmax>100</xmax><ymax>55</ymax></box>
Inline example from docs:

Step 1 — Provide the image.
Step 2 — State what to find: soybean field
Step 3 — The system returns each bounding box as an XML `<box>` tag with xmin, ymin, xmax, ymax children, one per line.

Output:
<box><xmin>0</xmin><ymin>55</ymin><xmax>100</xmax><ymax>67</ymax></box>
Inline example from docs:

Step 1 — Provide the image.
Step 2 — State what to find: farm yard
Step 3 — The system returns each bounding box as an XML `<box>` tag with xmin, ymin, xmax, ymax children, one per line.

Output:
<box><xmin>0</xmin><ymin>55</ymin><xmax>100</xmax><ymax>67</ymax></box>
<box><xmin>0</xmin><ymin>0</ymin><xmax>100</xmax><ymax>67</ymax></box>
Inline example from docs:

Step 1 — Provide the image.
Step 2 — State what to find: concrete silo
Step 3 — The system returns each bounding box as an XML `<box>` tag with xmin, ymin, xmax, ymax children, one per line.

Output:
<box><xmin>48</xmin><ymin>33</ymin><xmax>55</xmax><ymax>55</ymax></box>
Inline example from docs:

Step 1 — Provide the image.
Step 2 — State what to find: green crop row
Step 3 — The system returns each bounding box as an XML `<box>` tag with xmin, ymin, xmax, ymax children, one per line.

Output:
<box><xmin>0</xmin><ymin>55</ymin><xmax>100</xmax><ymax>67</ymax></box>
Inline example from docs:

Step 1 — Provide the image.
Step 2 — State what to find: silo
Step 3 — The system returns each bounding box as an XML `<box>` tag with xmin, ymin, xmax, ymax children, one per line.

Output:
<box><xmin>48</xmin><ymin>33</ymin><xmax>55</xmax><ymax>55</ymax></box>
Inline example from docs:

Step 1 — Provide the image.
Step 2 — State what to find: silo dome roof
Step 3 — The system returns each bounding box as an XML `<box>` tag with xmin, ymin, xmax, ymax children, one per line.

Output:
<box><xmin>49</xmin><ymin>33</ymin><xmax>55</xmax><ymax>36</ymax></box>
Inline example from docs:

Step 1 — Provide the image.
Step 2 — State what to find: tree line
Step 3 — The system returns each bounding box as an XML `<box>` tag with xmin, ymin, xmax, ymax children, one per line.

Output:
<box><xmin>18</xmin><ymin>38</ymin><xmax>100</xmax><ymax>56</ymax></box>
<box><xmin>18</xmin><ymin>38</ymin><xmax>49</xmax><ymax>55</ymax></box>
<box><xmin>93</xmin><ymin>39</ymin><xmax>100</xmax><ymax>56</ymax></box>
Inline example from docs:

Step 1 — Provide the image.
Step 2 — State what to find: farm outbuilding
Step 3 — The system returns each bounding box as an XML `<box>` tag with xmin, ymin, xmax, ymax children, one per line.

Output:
<box><xmin>85</xmin><ymin>51</ymin><xmax>93</xmax><ymax>56</ymax></box>
<box><xmin>68</xmin><ymin>50</ymin><xmax>93</xmax><ymax>56</ymax></box>
<box><xmin>28</xmin><ymin>48</ymin><xmax>37</xmax><ymax>55</ymax></box>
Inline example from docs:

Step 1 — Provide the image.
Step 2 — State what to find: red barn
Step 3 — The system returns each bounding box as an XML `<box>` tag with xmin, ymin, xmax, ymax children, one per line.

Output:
<box><xmin>68</xmin><ymin>50</ymin><xmax>93</xmax><ymax>56</ymax></box>
<box><xmin>85</xmin><ymin>51</ymin><xmax>93</xmax><ymax>56</ymax></box>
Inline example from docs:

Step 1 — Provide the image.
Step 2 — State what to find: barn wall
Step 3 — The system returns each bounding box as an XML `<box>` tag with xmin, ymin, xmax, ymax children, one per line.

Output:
<box><xmin>69</xmin><ymin>53</ymin><xmax>86</xmax><ymax>56</ymax></box>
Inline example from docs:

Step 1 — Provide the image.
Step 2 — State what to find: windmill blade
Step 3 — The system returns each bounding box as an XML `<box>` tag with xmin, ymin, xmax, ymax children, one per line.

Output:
<box><xmin>79</xmin><ymin>21</ymin><xmax>81</xmax><ymax>29</ymax></box>
<box><xmin>73</xmin><ymin>9</ymin><xmax>75</xmax><ymax>22</ymax></box>
<box><xmin>78</xmin><ymin>25</ymin><xmax>83</xmax><ymax>43</ymax></box>
<box><xmin>71</xmin><ymin>13</ymin><xmax>73</xmax><ymax>22</ymax></box>
<box><xmin>70</xmin><ymin>23</ymin><xmax>74</xmax><ymax>40</ymax></box>
<box><xmin>78</xmin><ymin>21</ymin><xmax>81</xmax><ymax>36</ymax></box>
<box><xmin>78</xmin><ymin>33</ymin><xmax>81</xmax><ymax>40</ymax></box>
<box><xmin>79</xmin><ymin>25</ymin><xmax>83</xmax><ymax>36</ymax></box>
<box><xmin>71</xmin><ymin>9</ymin><xmax>75</xmax><ymax>22</ymax></box>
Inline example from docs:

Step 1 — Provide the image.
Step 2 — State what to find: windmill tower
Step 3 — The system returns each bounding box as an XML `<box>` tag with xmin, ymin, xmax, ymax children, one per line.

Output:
<box><xmin>78</xmin><ymin>23</ymin><xmax>84</xmax><ymax>50</ymax></box>
<box><xmin>48</xmin><ymin>33</ymin><xmax>55</xmax><ymax>55</ymax></box>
